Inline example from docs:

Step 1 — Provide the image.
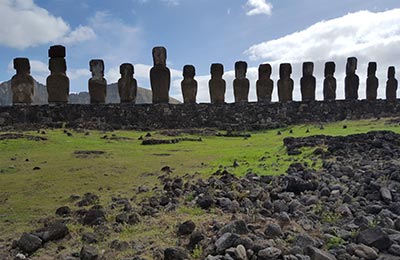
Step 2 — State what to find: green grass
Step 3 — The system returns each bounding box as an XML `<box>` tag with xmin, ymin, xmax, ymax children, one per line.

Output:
<box><xmin>0</xmin><ymin>118</ymin><xmax>399</xmax><ymax>249</ymax></box>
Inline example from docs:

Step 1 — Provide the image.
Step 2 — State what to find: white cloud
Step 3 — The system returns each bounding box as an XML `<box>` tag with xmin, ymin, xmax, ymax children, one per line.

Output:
<box><xmin>60</xmin><ymin>26</ymin><xmax>96</xmax><ymax>45</ymax></box>
<box><xmin>0</xmin><ymin>0</ymin><xmax>95</xmax><ymax>49</ymax></box>
<box><xmin>246</xmin><ymin>0</ymin><xmax>273</xmax><ymax>16</ymax></box>
<box><xmin>243</xmin><ymin>9</ymin><xmax>400</xmax><ymax>101</ymax></box>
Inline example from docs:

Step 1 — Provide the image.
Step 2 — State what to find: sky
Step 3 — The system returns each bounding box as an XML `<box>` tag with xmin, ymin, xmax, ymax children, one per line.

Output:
<box><xmin>0</xmin><ymin>0</ymin><xmax>400</xmax><ymax>102</ymax></box>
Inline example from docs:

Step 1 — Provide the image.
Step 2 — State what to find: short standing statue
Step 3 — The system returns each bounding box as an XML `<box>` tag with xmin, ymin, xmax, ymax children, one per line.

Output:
<box><xmin>300</xmin><ymin>62</ymin><xmax>316</xmax><ymax>101</ymax></box>
<box><xmin>88</xmin><ymin>59</ymin><xmax>107</xmax><ymax>104</ymax></box>
<box><xmin>345</xmin><ymin>57</ymin><xmax>359</xmax><ymax>100</ymax></box>
<box><xmin>386</xmin><ymin>66</ymin><xmax>398</xmax><ymax>101</ymax></box>
<box><xmin>11</xmin><ymin>58</ymin><xmax>34</xmax><ymax>105</ymax></box>
<box><xmin>323</xmin><ymin>62</ymin><xmax>336</xmax><ymax>101</ymax></box>
<box><xmin>256</xmin><ymin>64</ymin><xmax>273</xmax><ymax>102</ymax></box>
<box><xmin>366</xmin><ymin>62</ymin><xmax>379</xmax><ymax>101</ymax></box>
<box><xmin>278</xmin><ymin>63</ymin><xmax>294</xmax><ymax>102</ymax></box>
<box><xmin>209</xmin><ymin>63</ymin><xmax>226</xmax><ymax>104</ymax></box>
<box><xmin>233</xmin><ymin>61</ymin><xmax>250</xmax><ymax>102</ymax></box>
<box><xmin>181</xmin><ymin>65</ymin><xmax>197</xmax><ymax>104</ymax></box>
<box><xmin>47</xmin><ymin>45</ymin><xmax>69</xmax><ymax>104</ymax></box>
<box><xmin>118</xmin><ymin>63</ymin><xmax>137</xmax><ymax>103</ymax></box>
<box><xmin>150</xmin><ymin>46</ymin><xmax>171</xmax><ymax>104</ymax></box>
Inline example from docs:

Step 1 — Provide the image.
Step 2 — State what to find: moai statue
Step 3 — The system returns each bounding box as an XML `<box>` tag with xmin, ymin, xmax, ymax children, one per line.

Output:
<box><xmin>47</xmin><ymin>45</ymin><xmax>69</xmax><ymax>104</ymax></box>
<box><xmin>277</xmin><ymin>63</ymin><xmax>294</xmax><ymax>102</ymax></box>
<box><xmin>386</xmin><ymin>66</ymin><xmax>398</xmax><ymax>101</ymax></box>
<box><xmin>209</xmin><ymin>63</ymin><xmax>226</xmax><ymax>104</ymax></box>
<box><xmin>345</xmin><ymin>57</ymin><xmax>359</xmax><ymax>100</ymax></box>
<box><xmin>11</xmin><ymin>58</ymin><xmax>34</xmax><ymax>105</ymax></box>
<box><xmin>366</xmin><ymin>62</ymin><xmax>379</xmax><ymax>101</ymax></box>
<box><xmin>181</xmin><ymin>65</ymin><xmax>198</xmax><ymax>104</ymax></box>
<box><xmin>256</xmin><ymin>64</ymin><xmax>273</xmax><ymax>102</ymax></box>
<box><xmin>233</xmin><ymin>61</ymin><xmax>250</xmax><ymax>102</ymax></box>
<box><xmin>300</xmin><ymin>62</ymin><xmax>316</xmax><ymax>101</ymax></box>
<box><xmin>150</xmin><ymin>46</ymin><xmax>171</xmax><ymax>104</ymax></box>
<box><xmin>118</xmin><ymin>63</ymin><xmax>137</xmax><ymax>103</ymax></box>
<box><xmin>323</xmin><ymin>62</ymin><xmax>337</xmax><ymax>101</ymax></box>
<box><xmin>88</xmin><ymin>59</ymin><xmax>107</xmax><ymax>104</ymax></box>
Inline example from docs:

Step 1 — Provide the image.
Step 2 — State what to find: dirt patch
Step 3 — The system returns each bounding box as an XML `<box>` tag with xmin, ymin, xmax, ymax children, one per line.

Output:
<box><xmin>142</xmin><ymin>138</ymin><xmax>202</xmax><ymax>145</ymax></box>
<box><xmin>0</xmin><ymin>133</ymin><xmax>47</xmax><ymax>141</ymax></box>
<box><xmin>152</xmin><ymin>153</ymin><xmax>171</xmax><ymax>156</ymax></box>
<box><xmin>74</xmin><ymin>150</ymin><xmax>107</xmax><ymax>158</ymax></box>
<box><xmin>158</xmin><ymin>128</ymin><xmax>218</xmax><ymax>136</ymax></box>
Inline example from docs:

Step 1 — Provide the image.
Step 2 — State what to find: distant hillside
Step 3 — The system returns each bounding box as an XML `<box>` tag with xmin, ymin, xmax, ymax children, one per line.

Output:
<box><xmin>0</xmin><ymin>81</ymin><xmax>180</xmax><ymax>106</ymax></box>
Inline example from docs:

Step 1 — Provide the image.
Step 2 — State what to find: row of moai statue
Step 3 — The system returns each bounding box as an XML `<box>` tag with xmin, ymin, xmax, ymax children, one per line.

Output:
<box><xmin>10</xmin><ymin>45</ymin><xmax>399</xmax><ymax>105</ymax></box>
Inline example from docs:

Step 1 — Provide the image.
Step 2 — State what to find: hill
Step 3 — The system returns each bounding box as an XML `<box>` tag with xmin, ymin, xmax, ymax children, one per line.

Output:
<box><xmin>0</xmin><ymin>80</ymin><xmax>180</xmax><ymax>106</ymax></box>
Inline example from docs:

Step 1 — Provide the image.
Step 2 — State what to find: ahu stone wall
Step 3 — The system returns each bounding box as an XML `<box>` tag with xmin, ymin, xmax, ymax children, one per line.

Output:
<box><xmin>0</xmin><ymin>99</ymin><xmax>399</xmax><ymax>131</ymax></box>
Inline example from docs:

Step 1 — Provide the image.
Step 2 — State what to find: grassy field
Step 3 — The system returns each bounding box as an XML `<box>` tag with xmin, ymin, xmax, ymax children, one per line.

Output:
<box><xmin>0</xmin><ymin>118</ymin><xmax>399</xmax><ymax>257</ymax></box>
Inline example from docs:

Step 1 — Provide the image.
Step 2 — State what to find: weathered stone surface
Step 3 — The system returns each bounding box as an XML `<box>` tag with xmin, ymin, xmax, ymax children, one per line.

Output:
<box><xmin>88</xmin><ymin>60</ymin><xmax>107</xmax><ymax>104</ymax></box>
<box><xmin>164</xmin><ymin>247</ymin><xmax>189</xmax><ymax>260</ymax></box>
<box><xmin>209</xmin><ymin>63</ymin><xmax>226</xmax><ymax>104</ymax></box>
<box><xmin>80</xmin><ymin>245</ymin><xmax>99</xmax><ymax>260</ymax></box>
<box><xmin>323</xmin><ymin>62</ymin><xmax>336</xmax><ymax>101</ymax></box>
<box><xmin>118</xmin><ymin>63</ymin><xmax>137</xmax><ymax>103</ymax></box>
<box><xmin>301</xmin><ymin>62</ymin><xmax>316</xmax><ymax>101</ymax></box>
<box><xmin>233</xmin><ymin>61</ymin><xmax>250</xmax><ymax>102</ymax></box>
<box><xmin>177</xmin><ymin>220</ymin><xmax>196</xmax><ymax>236</ymax></box>
<box><xmin>304</xmin><ymin>246</ymin><xmax>336</xmax><ymax>260</ymax></box>
<box><xmin>150</xmin><ymin>46</ymin><xmax>171</xmax><ymax>104</ymax></box>
<box><xmin>181</xmin><ymin>65</ymin><xmax>197</xmax><ymax>104</ymax></box>
<box><xmin>386</xmin><ymin>66</ymin><xmax>398</xmax><ymax>101</ymax></box>
<box><xmin>47</xmin><ymin>45</ymin><xmax>69</xmax><ymax>104</ymax></box>
<box><xmin>11</xmin><ymin>58</ymin><xmax>34</xmax><ymax>105</ymax></box>
<box><xmin>366</xmin><ymin>62</ymin><xmax>379</xmax><ymax>101</ymax></box>
<box><xmin>258</xmin><ymin>247</ymin><xmax>282</xmax><ymax>260</ymax></box>
<box><xmin>357</xmin><ymin>228</ymin><xmax>392</xmax><ymax>250</ymax></box>
<box><xmin>34</xmin><ymin>221</ymin><xmax>69</xmax><ymax>243</ymax></box>
<box><xmin>278</xmin><ymin>63</ymin><xmax>294</xmax><ymax>102</ymax></box>
<box><xmin>345</xmin><ymin>57</ymin><xmax>359</xmax><ymax>100</ymax></box>
<box><xmin>16</xmin><ymin>233</ymin><xmax>42</xmax><ymax>254</ymax></box>
<box><xmin>256</xmin><ymin>64</ymin><xmax>273</xmax><ymax>102</ymax></box>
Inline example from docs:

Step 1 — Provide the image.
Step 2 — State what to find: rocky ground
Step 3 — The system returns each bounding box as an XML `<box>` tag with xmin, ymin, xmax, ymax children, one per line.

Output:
<box><xmin>2</xmin><ymin>130</ymin><xmax>400</xmax><ymax>260</ymax></box>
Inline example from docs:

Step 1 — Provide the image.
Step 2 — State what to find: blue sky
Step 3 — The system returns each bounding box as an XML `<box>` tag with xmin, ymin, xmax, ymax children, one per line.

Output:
<box><xmin>0</xmin><ymin>0</ymin><xmax>400</xmax><ymax>102</ymax></box>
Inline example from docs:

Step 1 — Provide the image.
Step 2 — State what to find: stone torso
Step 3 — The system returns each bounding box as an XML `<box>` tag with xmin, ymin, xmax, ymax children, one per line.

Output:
<box><xmin>386</xmin><ymin>79</ymin><xmax>398</xmax><ymax>101</ymax></box>
<box><xmin>323</xmin><ymin>76</ymin><xmax>337</xmax><ymax>101</ymax></box>
<box><xmin>150</xmin><ymin>66</ymin><xmax>171</xmax><ymax>104</ymax></box>
<box><xmin>118</xmin><ymin>77</ymin><xmax>137</xmax><ymax>103</ymax></box>
<box><xmin>209</xmin><ymin>78</ymin><xmax>226</xmax><ymax>104</ymax></box>
<box><xmin>366</xmin><ymin>76</ymin><xmax>379</xmax><ymax>100</ymax></box>
<box><xmin>11</xmin><ymin>74</ymin><xmax>34</xmax><ymax>104</ymax></box>
<box><xmin>301</xmin><ymin>76</ymin><xmax>316</xmax><ymax>101</ymax></box>
<box><xmin>278</xmin><ymin>79</ymin><xmax>294</xmax><ymax>102</ymax></box>
<box><xmin>233</xmin><ymin>78</ymin><xmax>250</xmax><ymax>102</ymax></box>
<box><xmin>181</xmin><ymin>78</ymin><xmax>197</xmax><ymax>104</ymax></box>
<box><xmin>345</xmin><ymin>75</ymin><xmax>360</xmax><ymax>100</ymax></box>
<box><xmin>89</xmin><ymin>78</ymin><xmax>107</xmax><ymax>104</ymax></box>
<box><xmin>256</xmin><ymin>79</ymin><xmax>273</xmax><ymax>102</ymax></box>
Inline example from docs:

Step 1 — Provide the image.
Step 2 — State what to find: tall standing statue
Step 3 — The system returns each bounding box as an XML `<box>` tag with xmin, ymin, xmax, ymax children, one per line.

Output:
<box><xmin>300</xmin><ymin>62</ymin><xmax>316</xmax><ymax>101</ymax></box>
<box><xmin>278</xmin><ymin>63</ymin><xmax>294</xmax><ymax>102</ymax></box>
<box><xmin>366</xmin><ymin>62</ymin><xmax>379</xmax><ymax>101</ymax></box>
<box><xmin>386</xmin><ymin>66</ymin><xmax>398</xmax><ymax>101</ymax></box>
<box><xmin>88</xmin><ymin>59</ymin><xmax>107</xmax><ymax>104</ymax></box>
<box><xmin>345</xmin><ymin>57</ymin><xmax>359</xmax><ymax>100</ymax></box>
<box><xmin>11</xmin><ymin>58</ymin><xmax>34</xmax><ymax>105</ymax></box>
<box><xmin>323</xmin><ymin>62</ymin><xmax>337</xmax><ymax>101</ymax></box>
<box><xmin>47</xmin><ymin>45</ymin><xmax>69</xmax><ymax>104</ymax></box>
<box><xmin>118</xmin><ymin>63</ymin><xmax>137</xmax><ymax>103</ymax></box>
<box><xmin>209</xmin><ymin>63</ymin><xmax>226</xmax><ymax>104</ymax></box>
<box><xmin>233</xmin><ymin>61</ymin><xmax>250</xmax><ymax>102</ymax></box>
<box><xmin>256</xmin><ymin>64</ymin><xmax>273</xmax><ymax>102</ymax></box>
<box><xmin>150</xmin><ymin>46</ymin><xmax>171</xmax><ymax>104</ymax></box>
<box><xmin>181</xmin><ymin>65</ymin><xmax>197</xmax><ymax>104</ymax></box>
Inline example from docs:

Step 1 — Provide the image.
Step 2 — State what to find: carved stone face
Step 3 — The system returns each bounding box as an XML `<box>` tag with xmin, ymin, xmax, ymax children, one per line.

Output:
<box><xmin>303</xmin><ymin>62</ymin><xmax>314</xmax><ymax>76</ymax></box>
<box><xmin>49</xmin><ymin>58</ymin><xmax>67</xmax><ymax>73</ymax></box>
<box><xmin>211</xmin><ymin>63</ymin><xmax>224</xmax><ymax>78</ymax></box>
<box><xmin>368</xmin><ymin>62</ymin><xmax>377</xmax><ymax>76</ymax></box>
<box><xmin>120</xmin><ymin>63</ymin><xmax>134</xmax><ymax>76</ymax></box>
<box><xmin>259</xmin><ymin>64</ymin><xmax>272</xmax><ymax>78</ymax></box>
<box><xmin>324</xmin><ymin>62</ymin><xmax>335</xmax><ymax>77</ymax></box>
<box><xmin>152</xmin><ymin>47</ymin><xmax>167</xmax><ymax>66</ymax></box>
<box><xmin>388</xmin><ymin>66</ymin><xmax>396</xmax><ymax>78</ymax></box>
<box><xmin>235</xmin><ymin>61</ymin><xmax>247</xmax><ymax>79</ymax></box>
<box><xmin>90</xmin><ymin>60</ymin><xmax>104</xmax><ymax>78</ymax></box>
<box><xmin>279</xmin><ymin>63</ymin><xmax>292</xmax><ymax>79</ymax></box>
<box><xmin>346</xmin><ymin>57</ymin><xmax>358</xmax><ymax>74</ymax></box>
<box><xmin>183</xmin><ymin>65</ymin><xmax>195</xmax><ymax>78</ymax></box>
<box><xmin>13</xmin><ymin>58</ymin><xmax>30</xmax><ymax>74</ymax></box>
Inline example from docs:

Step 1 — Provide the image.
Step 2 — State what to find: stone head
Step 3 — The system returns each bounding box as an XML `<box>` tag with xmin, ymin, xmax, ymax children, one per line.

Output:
<box><xmin>346</xmin><ymin>57</ymin><xmax>358</xmax><ymax>75</ymax></box>
<box><xmin>235</xmin><ymin>61</ymin><xmax>248</xmax><ymax>79</ymax></box>
<box><xmin>120</xmin><ymin>63</ymin><xmax>134</xmax><ymax>77</ymax></box>
<box><xmin>152</xmin><ymin>46</ymin><xmax>167</xmax><ymax>66</ymax></box>
<box><xmin>211</xmin><ymin>63</ymin><xmax>224</xmax><ymax>78</ymax></box>
<box><xmin>303</xmin><ymin>62</ymin><xmax>314</xmax><ymax>76</ymax></box>
<box><xmin>49</xmin><ymin>58</ymin><xmax>67</xmax><ymax>73</ymax></box>
<box><xmin>90</xmin><ymin>59</ymin><xmax>104</xmax><ymax>77</ymax></box>
<box><xmin>48</xmin><ymin>45</ymin><xmax>66</xmax><ymax>58</ymax></box>
<box><xmin>279</xmin><ymin>63</ymin><xmax>292</xmax><ymax>79</ymax></box>
<box><xmin>183</xmin><ymin>65</ymin><xmax>195</xmax><ymax>78</ymax></box>
<box><xmin>258</xmin><ymin>64</ymin><xmax>272</xmax><ymax>78</ymax></box>
<box><xmin>388</xmin><ymin>66</ymin><xmax>396</xmax><ymax>79</ymax></box>
<box><xmin>368</xmin><ymin>62</ymin><xmax>377</xmax><ymax>76</ymax></box>
<box><xmin>13</xmin><ymin>58</ymin><xmax>30</xmax><ymax>74</ymax></box>
<box><xmin>324</xmin><ymin>62</ymin><xmax>336</xmax><ymax>77</ymax></box>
